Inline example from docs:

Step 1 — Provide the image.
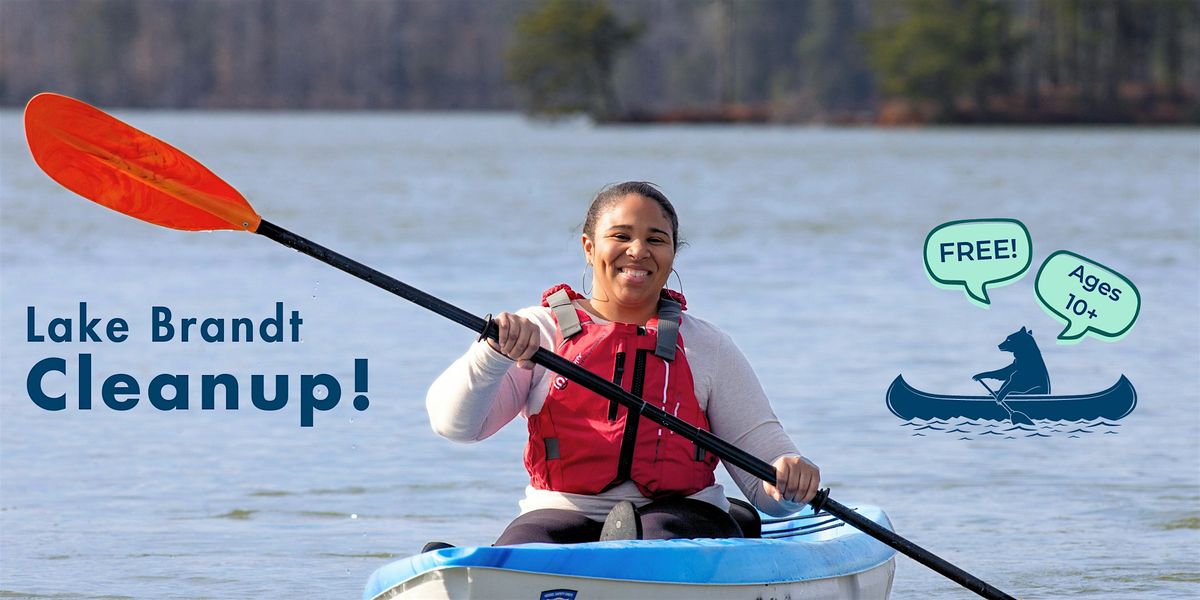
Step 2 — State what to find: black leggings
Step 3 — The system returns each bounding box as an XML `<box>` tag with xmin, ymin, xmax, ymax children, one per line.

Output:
<box><xmin>494</xmin><ymin>497</ymin><xmax>742</xmax><ymax>545</ymax></box>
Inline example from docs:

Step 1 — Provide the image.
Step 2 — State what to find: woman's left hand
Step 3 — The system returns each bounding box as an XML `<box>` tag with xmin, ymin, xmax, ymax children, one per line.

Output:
<box><xmin>763</xmin><ymin>455</ymin><xmax>821</xmax><ymax>504</ymax></box>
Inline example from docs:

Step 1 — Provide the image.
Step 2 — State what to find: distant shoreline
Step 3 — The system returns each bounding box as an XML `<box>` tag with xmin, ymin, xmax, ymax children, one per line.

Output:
<box><xmin>597</xmin><ymin>97</ymin><xmax>1200</xmax><ymax>126</ymax></box>
<box><xmin>2</xmin><ymin>101</ymin><xmax>1196</xmax><ymax>127</ymax></box>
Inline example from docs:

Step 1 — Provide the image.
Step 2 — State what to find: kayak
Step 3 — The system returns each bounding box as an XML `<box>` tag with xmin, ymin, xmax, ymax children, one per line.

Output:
<box><xmin>363</xmin><ymin>504</ymin><xmax>896</xmax><ymax>600</ymax></box>
<box><xmin>886</xmin><ymin>374</ymin><xmax>1136</xmax><ymax>422</ymax></box>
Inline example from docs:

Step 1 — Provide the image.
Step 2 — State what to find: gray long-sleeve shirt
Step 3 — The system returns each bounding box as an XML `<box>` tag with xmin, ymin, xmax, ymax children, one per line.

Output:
<box><xmin>426</xmin><ymin>301</ymin><xmax>805</xmax><ymax>520</ymax></box>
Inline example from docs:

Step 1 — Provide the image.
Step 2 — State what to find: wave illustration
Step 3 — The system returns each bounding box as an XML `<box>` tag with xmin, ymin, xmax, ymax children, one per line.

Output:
<box><xmin>898</xmin><ymin>416</ymin><xmax>1126</xmax><ymax>439</ymax></box>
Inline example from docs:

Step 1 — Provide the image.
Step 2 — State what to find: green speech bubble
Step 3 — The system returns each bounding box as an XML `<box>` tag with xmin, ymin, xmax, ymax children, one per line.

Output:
<box><xmin>1034</xmin><ymin>250</ymin><xmax>1140</xmax><ymax>343</ymax></box>
<box><xmin>924</xmin><ymin>218</ymin><xmax>1032</xmax><ymax>307</ymax></box>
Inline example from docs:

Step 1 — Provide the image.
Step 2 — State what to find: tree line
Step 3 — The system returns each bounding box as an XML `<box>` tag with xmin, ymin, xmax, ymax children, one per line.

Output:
<box><xmin>2</xmin><ymin>0</ymin><xmax>1196</xmax><ymax>123</ymax></box>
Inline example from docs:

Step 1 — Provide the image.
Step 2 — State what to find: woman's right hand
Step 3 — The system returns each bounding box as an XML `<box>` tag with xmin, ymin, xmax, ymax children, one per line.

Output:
<box><xmin>485</xmin><ymin>312</ymin><xmax>540</xmax><ymax>369</ymax></box>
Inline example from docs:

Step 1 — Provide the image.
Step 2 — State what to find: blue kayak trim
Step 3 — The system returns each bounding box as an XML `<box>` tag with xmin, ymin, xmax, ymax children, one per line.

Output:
<box><xmin>364</xmin><ymin>505</ymin><xmax>895</xmax><ymax>599</ymax></box>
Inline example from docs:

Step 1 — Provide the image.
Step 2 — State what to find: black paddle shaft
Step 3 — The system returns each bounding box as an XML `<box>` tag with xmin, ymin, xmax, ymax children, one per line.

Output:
<box><xmin>255</xmin><ymin>219</ymin><xmax>1016</xmax><ymax>600</ymax></box>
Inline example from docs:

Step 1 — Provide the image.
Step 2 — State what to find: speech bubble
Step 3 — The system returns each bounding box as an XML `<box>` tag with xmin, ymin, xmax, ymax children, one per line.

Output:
<box><xmin>1034</xmin><ymin>250</ymin><xmax>1140</xmax><ymax>343</ymax></box>
<box><xmin>924</xmin><ymin>218</ymin><xmax>1032</xmax><ymax>307</ymax></box>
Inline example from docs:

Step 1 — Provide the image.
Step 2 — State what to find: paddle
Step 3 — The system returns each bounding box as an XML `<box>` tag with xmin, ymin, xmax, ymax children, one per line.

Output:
<box><xmin>977</xmin><ymin>379</ymin><xmax>1035</xmax><ymax>426</ymax></box>
<box><xmin>24</xmin><ymin>93</ymin><xmax>1018</xmax><ymax>600</ymax></box>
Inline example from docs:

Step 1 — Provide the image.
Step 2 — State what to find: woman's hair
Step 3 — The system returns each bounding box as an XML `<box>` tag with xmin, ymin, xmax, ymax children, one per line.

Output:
<box><xmin>583</xmin><ymin>181</ymin><xmax>681</xmax><ymax>251</ymax></box>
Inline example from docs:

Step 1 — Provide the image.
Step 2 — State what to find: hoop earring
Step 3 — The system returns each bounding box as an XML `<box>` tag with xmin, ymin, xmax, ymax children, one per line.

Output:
<box><xmin>670</xmin><ymin>268</ymin><xmax>684</xmax><ymax>296</ymax></box>
<box><xmin>581</xmin><ymin>263</ymin><xmax>593</xmax><ymax>295</ymax></box>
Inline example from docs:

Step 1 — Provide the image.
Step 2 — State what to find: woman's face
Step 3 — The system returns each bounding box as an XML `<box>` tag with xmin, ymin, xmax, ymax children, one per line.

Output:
<box><xmin>582</xmin><ymin>194</ymin><xmax>675</xmax><ymax>315</ymax></box>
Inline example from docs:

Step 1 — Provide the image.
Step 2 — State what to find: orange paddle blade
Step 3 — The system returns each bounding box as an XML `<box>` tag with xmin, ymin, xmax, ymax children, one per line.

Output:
<box><xmin>24</xmin><ymin>93</ymin><xmax>261</xmax><ymax>232</ymax></box>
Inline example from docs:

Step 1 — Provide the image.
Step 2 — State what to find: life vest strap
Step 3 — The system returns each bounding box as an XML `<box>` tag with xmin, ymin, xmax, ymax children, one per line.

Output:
<box><xmin>546</xmin><ymin>289</ymin><xmax>583</xmax><ymax>338</ymax></box>
<box><xmin>546</xmin><ymin>286</ymin><xmax>682</xmax><ymax>359</ymax></box>
<box><xmin>655</xmin><ymin>297</ymin><xmax>682</xmax><ymax>361</ymax></box>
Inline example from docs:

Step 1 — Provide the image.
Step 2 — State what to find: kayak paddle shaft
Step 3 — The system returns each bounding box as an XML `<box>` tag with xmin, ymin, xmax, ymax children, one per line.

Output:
<box><xmin>256</xmin><ymin>218</ymin><xmax>1016</xmax><ymax>600</ymax></box>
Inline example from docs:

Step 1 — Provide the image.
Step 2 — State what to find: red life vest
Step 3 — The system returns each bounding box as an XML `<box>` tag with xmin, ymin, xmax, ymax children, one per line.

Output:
<box><xmin>524</xmin><ymin>284</ymin><xmax>719</xmax><ymax>499</ymax></box>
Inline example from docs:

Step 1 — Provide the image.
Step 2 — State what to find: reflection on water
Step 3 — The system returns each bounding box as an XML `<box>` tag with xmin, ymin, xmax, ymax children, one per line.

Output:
<box><xmin>1</xmin><ymin>111</ymin><xmax>1197</xmax><ymax>598</ymax></box>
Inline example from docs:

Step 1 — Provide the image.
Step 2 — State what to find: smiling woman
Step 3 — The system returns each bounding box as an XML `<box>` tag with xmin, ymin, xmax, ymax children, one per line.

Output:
<box><xmin>425</xmin><ymin>181</ymin><xmax>821</xmax><ymax>547</ymax></box>
<box><xmin>581</xmin><ymin>182</ymin><xmax>679</xmax><ymax>323</ymax></box>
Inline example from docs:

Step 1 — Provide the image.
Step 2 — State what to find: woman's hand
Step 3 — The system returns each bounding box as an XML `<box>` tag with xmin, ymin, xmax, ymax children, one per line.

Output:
<box><xmin>762</xmin><ymin>455</ymin><xmax>821</xmax><ymax>504</ymax></box>
<box><xmin>485</xmin><ymin>312</ymin><xmax>540</xmax><ymax>370</ymax></box>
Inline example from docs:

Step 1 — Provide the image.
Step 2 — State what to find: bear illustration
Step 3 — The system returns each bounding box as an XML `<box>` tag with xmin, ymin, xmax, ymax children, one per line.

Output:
<box><xmin>972</xmin><ymin>327</ymin><xmax>1050</xmax><ymax>402</ymax></box>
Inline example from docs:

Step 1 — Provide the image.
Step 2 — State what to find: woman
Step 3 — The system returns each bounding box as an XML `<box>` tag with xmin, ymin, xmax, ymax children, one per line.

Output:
<box><xmin>426</xmin><ymin>181</ymin><xmax>820</xmax><ymax>545</ymax></box>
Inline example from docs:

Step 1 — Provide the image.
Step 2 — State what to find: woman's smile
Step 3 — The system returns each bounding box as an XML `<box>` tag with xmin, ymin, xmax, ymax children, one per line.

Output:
<box><xmin>617</xmin><ymin>266</ymin><xmax>650</xmax><ymax>284</ymax></box>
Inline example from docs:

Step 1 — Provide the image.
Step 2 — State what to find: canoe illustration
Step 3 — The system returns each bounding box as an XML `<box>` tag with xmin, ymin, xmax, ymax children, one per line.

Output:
<box><xmin>886</xmin><ymin>375</ymin><xmax>1136</xmax><ymax>422</ymax></box>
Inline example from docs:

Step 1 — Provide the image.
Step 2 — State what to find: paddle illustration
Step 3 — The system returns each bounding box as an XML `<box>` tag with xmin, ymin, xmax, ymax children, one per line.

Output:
<box><xmin>977</xmin><ymin>379</ymin><xmax>1035</xmax><ymax>426</ymax></box>
<box><xmin>23</xmin><ymin>93</ymin><xmax>1018</xmax><ymax>600</ymax></box>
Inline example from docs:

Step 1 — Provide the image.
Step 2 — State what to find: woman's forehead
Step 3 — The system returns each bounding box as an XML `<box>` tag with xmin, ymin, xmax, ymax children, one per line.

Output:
<box><xmin>596</xmin><ymin>195</ymin><xmax>672</xmax><ymax>229</ymax></box>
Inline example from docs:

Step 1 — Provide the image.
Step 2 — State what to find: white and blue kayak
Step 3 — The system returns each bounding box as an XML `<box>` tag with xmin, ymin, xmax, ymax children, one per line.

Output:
<box><xmin>363</xmin><ymin>504</ymin><xmax>896</xmax><ymax>600</ymax></box>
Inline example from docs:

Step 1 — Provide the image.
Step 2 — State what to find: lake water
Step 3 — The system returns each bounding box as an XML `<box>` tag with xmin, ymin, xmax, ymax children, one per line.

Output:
<box><xmin>1</xmin><ymin>110</ymin><xmax>1197</xmax><ymax>599</ymax></box>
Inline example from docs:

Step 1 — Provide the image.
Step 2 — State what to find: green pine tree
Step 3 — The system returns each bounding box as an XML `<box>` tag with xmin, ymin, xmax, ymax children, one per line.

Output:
<box><xmin>864</xmin><ymin>0</ymin><xmax>1022</xmax><ymax>120</ymax></box>
<box><xmin>506</xmin><ymin>0</ymin><xmax>641</xmax><ymax>118</ymax></box>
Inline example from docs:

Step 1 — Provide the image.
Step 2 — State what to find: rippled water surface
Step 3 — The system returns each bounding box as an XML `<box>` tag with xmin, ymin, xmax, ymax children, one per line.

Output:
<box><xmin>2</xmin><ymin>111</ymin><xmax>1197</xmax><ymax>598</ymax></box>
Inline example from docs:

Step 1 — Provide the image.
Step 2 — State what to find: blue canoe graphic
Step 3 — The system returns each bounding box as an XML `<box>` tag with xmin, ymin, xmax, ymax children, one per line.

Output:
<box><xmin>886</xmin><ymin>375</ymin><xmax>1136</xmax><ymax>422</ymax></box>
